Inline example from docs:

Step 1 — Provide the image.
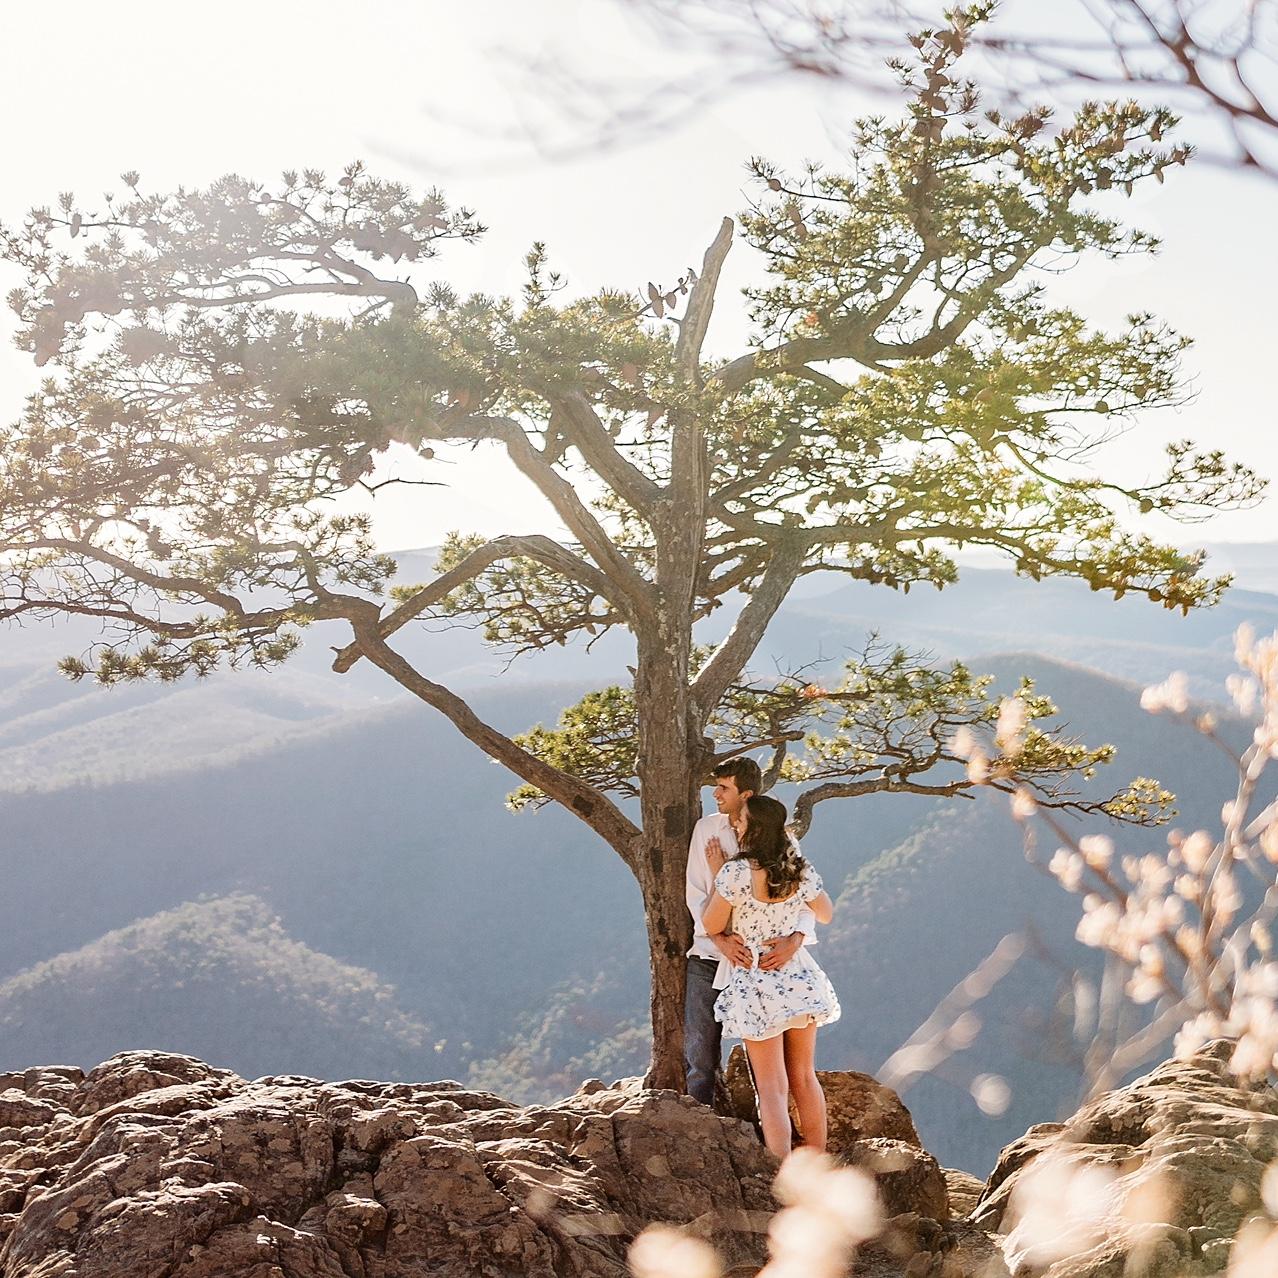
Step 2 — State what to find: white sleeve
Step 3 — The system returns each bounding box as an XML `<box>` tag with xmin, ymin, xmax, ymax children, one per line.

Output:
<box><xmin>797</xmin><ymin>901</ymin><xmax>818</xmax><ymax>947</ymax></box>
<box><xmin>715</xmin><ymin>860</ymin><xmax>748</xmax><ymax>905</ymax></box>
<box><xmin>686</xmin><ymin>820</ymin><xmax>715</xmax><ymax>941</ymax></box>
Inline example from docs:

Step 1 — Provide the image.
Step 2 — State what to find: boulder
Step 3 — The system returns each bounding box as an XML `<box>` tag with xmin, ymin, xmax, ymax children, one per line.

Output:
<box><xmin>847</xmin><ymin>1138</ymin><xmax>948</xmax><ymax>1220</ymax></box>
<box><xmin>7</xmin><ymin>1041</ymin><xmax>1259</xmax><ymax>1278</ymax></box>
<box><xmin>723</xmin><ymin>1044</ymin><xmax>925</xmax><ymax>1152</ymax></box>
<box><xmin>942</xmin><ymin>1168</ymin><xmax>985</xmax><ymax>1221</ymax></box>
<box><xmin>723</xmin><ymin>1044</ymin><xmax>947</xmax><ymax>1221</ymax></box>
<box><xmin>0</xmin><ymin>1049</ymin><xmax>778</xmax><ymax>1278</ymax></box>
<box><xmin>973</xmin><ymin>1039</ymin><xmax>1278</xmax><ymax>1277</ymax></box>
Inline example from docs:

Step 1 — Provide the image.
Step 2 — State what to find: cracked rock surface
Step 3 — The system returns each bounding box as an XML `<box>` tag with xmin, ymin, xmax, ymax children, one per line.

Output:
<box><xmin>0</xmin><ymin>1051</ymin><xmax>776</xmax><ymax>1278</ymax></box>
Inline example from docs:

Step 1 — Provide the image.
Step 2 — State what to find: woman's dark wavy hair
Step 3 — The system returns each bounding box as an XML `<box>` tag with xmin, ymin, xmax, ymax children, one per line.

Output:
<box><xmin>735</xmin><ymin>793</ymin><xmax>806</xmax><ymax>899</ymax></box>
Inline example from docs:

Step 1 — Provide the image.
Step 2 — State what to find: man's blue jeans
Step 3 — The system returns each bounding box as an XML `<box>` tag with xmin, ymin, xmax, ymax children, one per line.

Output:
<box><xmin>684</xmin><ymin>955</ymin><xmax>723</xmax><ymax>1106</ymax></box>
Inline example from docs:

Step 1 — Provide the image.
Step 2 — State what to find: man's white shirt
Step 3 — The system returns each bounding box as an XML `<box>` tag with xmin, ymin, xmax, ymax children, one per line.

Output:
<box><xmin>685</xmin><ymin>812</ymin><xmax>818</xmax><ymax>961</ymax></box>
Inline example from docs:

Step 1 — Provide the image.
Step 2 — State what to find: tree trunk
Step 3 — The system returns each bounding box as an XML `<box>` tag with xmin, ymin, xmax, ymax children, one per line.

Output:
<box><xmin>636</xmin><ymin>394</ymin><xmax>710</xmax><ymax>1090</ymax></box>
<box><xmin>634</xmin><ymin>825</ymin><xmax>697</xmax><ymax>1091</ymax></box>
<box><xmin>634</xmin><ymin>638</ymin><xmax>706</xmax><ymax>1091</ymax></box>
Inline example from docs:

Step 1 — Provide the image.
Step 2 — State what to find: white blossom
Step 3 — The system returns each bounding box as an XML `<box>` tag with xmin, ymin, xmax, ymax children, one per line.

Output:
<box><xmin>763</xmin><ymin>1150</ymin><xmax>881</xmax><ymax>1278</ymax></box>
<box><xmin>995</xmin><ymin>696</ymin><xmax>1028</xmax><ymax>754</ymax></box>
<box><xmin>1002</xmin><ymin>1150</ymin><xmax>1117</xmax><ymax>1271</ymax></box>
<box><xmin>629</xmin><ymin>1228</ymin><xmax>722</xmax><ymax>1278</ymax></box>
<box><xmin>1173</xmin><ymin>874</ymin><xmax>1201</xmax><ymax>903</ymax></box>
<box><xmin>1049</xmin><ymin>849</ymin><xmax>1085</xmax><ymax>892</ymax></box>
<box><xmin>1076</xmin><ymin>899</ymin><xmax>1121</xmax><ymax>948</ymax></box>
<box><xmin>1140</xmin><ymin>671</ymin><xmax>1189</xmax><ymax>714</ymax></box>
<box><xmin>1174</xmin><ymin>1012</ymin><xmax>1218</xmax><ymax>1059</ymax></box>
<box><xmin>970</xmin><ymin>1073</ymin><xmax>1012</xmax><ymax>1116</ymax></box>
<box><xmin>1210</xmin><ymin>870</ymin><xmax>1242</xmax><ymax>924</ymax></box>
<box><xmin>1235</xmin><ymin>623</ymin><xmax>1256</xmax><ymax>666</ymax></box>
<box><xmin>1128</xmin><ymin>946</ymin><xmax>1166</xmax><ymax>1004</ymax></box>
<box><xmin>1135</xmin><ymin>855</ymin><xmax>1173</xmax><ymax>892</ymax></box>
<box><xmin>1175</xmin><ymin>925</ymin><xmax>1205</xmax><ymax>962</ymax></box>
<box><xmin>1181</xmin><ymin>830</ymin><xmax>1214</xmax><ymax>874</ymax></box>
<box><xmin>1261</xmin><ymin>820</ymin><xmax>1278</xmax><ymax>864</ymax></box>
<box><xmin>1079</xmin><ymin>835</ymin><xmax>1114</xmax><ymax>870</ymax></box>
<box><xmin>1229</xmin><ymin>998</ymin><xmax>1278</xmax><ymax>1079</ymax></box>
<box><xmin>1227</xmin><ymin>674</ymin><xmax>1259</xmax><ymax>716</ymax></box>
<box><xmin>1261</xmin><ymin>1160</ymin><xmax>1278</xmax><ymax>1217</ymax></box>
<box><xmin>1228</xmin><ymin>1219</ymin><xmax>1278</xmax><ymax>1278</ymax></box>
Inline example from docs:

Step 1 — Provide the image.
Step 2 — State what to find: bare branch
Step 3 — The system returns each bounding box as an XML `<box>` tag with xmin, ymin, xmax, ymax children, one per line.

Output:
<box><xmin>692</xmin><ymin>539</ymin><xmax>808</xmax><ymax>720</ymax></box>
<box><xmin>331</xmin><ymin>533</ymin><xmax>617</xmax><ymax>673</ymax></box>
<box><xmin>348</xmin><ymin>620</ymin><xmax>643</xmax><ymax>861</ymax></box>
<box><xmin>674</xmin><ymin>216</ymin><xmax>734</xmax><ymax>382</ymax></box>
<box><xmin>551</xmin><ymin>391</ymin><xmax>663</xmax><ymax>512</ymax></box>
<box><xmin>792</xmin><ymin>775</ymin><xmax>974</xmax><ymax>839</ymax></box>
<box><xmin>435</xmin><ymin>414</ymin><xmax>657</xmax><ymax>628</ymax></box>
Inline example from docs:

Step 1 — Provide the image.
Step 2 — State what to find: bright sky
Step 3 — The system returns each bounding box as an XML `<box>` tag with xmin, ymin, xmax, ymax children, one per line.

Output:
<box><xmin>1</xmin><ymin>0</ymin><xmax>1274</xmax><ymax>554</ymax></box>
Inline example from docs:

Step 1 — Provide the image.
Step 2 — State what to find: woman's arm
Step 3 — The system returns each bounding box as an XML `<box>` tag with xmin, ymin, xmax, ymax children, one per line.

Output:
<box><xmin>808</xmin><ymin>890</ymin><xmax>833</xmax><ymax>926</ymax></box>
<box><xmin>702</xmin><ymin>889</ymin><xmax>732</xmax><ymax>937</ymax></box>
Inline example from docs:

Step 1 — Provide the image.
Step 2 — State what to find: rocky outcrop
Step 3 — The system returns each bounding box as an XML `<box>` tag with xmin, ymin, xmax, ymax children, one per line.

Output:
<box><xmin>720</xmin><ymin>1044</ymin><xmax>969</xmax><ymax>1278</ymax></box>
<box><xmin>3</xmin><ymin>1042</ymin><xmax>1270</xmax><ymax>1278</ymax></box>
<box><xmin>972</xmin><ymin>1039</ymin><xmax>1278</xmax><ymax>1277</ymax></box>
<box><xmin>0</xmin><ymin>1050</ymin><xmax>778</xmax><ymax>1278</ymax></box>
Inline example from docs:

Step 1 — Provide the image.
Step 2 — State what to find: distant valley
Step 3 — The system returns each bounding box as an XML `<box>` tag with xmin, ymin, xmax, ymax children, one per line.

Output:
<box><xmin>1</xmin><ymin>543</ymin><xmax>1275</xmax><ymax>1173</ymax></box>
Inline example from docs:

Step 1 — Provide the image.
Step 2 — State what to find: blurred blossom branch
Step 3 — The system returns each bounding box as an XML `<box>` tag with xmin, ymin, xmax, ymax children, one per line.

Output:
<box><xmin>622</xmin><ymin>1</ymin><xmax>1278</xmax><ymax>178</ymax></box>
<box><xmin>629</xmin><ymin>1146</ymin><xmax>882</xmax><ymax>1278</ymax></box>
<box><xmin>1006</xmin><ymin>625</ymin><xmax>1278</xmax><ymax>1094</ymax></box>
<box><xmin>878</xmin><ymin>930</ymin><xmax>1024</xmax><ymax>1113</ymax></box>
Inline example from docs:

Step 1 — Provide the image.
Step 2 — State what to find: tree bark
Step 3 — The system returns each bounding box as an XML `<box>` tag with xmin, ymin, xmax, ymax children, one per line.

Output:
<box><xmin>634</xmin><ymin>812</ymin><xmax>698</xmax><ymax>1092</ymax></box>
<box><xmin>634</xmin><ymin>643</ymin><xmax>706</xmax><ymax>1091</ymax></box>
<box><xmin>635</xmin><ymin>467</ymin><xmax>710</xmax><ymax>1087</ymax></box>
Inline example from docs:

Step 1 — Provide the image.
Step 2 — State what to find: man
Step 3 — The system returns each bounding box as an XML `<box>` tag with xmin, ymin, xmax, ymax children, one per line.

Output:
<box><xmin>683</xmin><ymin>757</ymin><xmax>816</xmax><ymax>1106</ymax></box>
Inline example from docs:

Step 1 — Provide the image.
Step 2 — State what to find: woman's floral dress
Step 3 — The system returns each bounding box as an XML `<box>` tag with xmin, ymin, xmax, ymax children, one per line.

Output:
<box><xmin>711</xmin><ymin>859</ymin><xmax>841</xmax><ymax>1041</ymax></box>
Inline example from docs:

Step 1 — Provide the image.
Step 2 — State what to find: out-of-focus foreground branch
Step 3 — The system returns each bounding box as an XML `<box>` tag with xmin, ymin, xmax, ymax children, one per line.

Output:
<box><xmin>621</xmin><ymin>1</ymin><xmax>1278</xmax><ymax>177</ymax></box>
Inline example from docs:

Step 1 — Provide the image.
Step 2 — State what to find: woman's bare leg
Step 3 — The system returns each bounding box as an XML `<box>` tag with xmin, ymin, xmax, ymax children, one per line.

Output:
<box><xmin>783</xmin><ymin>1023</ymin><xmax>826</xmax><ymax>1153</ymax></box>
<box><xmin>744</xmin><ymin>1034</ymin><xmax>791</xmax><ymax>1158</ymax></box>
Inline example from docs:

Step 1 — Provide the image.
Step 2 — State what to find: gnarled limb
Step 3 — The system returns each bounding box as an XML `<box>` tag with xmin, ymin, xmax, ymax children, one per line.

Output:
<box><xmin>691</xmin><ymin>538</ymin><xmax>808</xmax><ymax>721</ymax></box>
<box><xmin>792</xmin><ymin>775</ymin><xmax>974</xmax><ymax>839</ymax></box>
<box><xmin>428</xmin><ymin>413</ymin><xmax>658</xmax><ymax>630</ymax></box>
<box><xmin>331</xmin><ymin>533</ymin><xmax>616</xmax><ymax>673</ymax></box>
<box><xmin>348</xmin><ymin>619</ymin><xmax>643</xmax><ymax>862</ymax></box>
<box><xmin>550</xmin><ymin>391</ymin><xmax>663</xmax><ymax>514</ymax></box>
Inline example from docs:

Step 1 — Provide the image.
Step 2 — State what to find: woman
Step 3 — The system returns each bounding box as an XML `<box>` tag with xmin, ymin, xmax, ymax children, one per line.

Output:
<box><xmin>702</xmin><ymin>793</ymin><xmax>839</xmax><ymax>1158</ymax></box>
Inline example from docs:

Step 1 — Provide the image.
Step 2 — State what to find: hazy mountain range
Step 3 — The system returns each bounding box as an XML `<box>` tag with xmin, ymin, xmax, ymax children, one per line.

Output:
<box><xmin>1</xmin><ymin>541</ymin><xmax>1275</xmax><ymax>1173</ymax></box>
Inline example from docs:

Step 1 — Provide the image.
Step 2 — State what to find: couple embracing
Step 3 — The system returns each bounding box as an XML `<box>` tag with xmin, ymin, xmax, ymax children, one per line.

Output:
<box><xmin>683</xmin><ymin>757</ymin><xmax>841</xmax><ymax>1157</ymax></box>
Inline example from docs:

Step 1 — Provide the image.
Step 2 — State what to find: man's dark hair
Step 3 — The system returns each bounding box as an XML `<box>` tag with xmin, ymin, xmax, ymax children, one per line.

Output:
<box><xmin>711</xmin><ymin>756</ymin><xmax>762</xmax><ymax>795</ymax></box>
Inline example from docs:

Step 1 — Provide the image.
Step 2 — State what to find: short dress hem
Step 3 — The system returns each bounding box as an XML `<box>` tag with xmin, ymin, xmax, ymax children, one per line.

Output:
<box><xmin>710</xmin><ymin>859</ymin><xmax>841</xmax><ymax>1042</ymax></box>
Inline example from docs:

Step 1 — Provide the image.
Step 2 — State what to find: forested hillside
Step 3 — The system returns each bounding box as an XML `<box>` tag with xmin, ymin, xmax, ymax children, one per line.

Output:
<box><xmin>2</xmin><ymin>554</ymin><xmax>1274</xmax><ymax>1171</ymax></box>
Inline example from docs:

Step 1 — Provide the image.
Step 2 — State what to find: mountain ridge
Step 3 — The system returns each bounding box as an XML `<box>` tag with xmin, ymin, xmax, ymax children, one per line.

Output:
<box><xmin>3</xmin><ymin>553</ymin><xmax>1276</xmax><ymax>1172</ymax></box>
